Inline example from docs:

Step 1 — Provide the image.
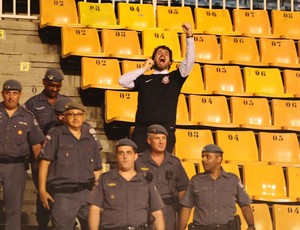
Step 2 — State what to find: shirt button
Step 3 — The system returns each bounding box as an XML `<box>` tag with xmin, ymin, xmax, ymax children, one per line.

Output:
<box><xmin>214</xmin><ymin>209</ymin><xmax>217</xmax><ymax>212</ymax></box>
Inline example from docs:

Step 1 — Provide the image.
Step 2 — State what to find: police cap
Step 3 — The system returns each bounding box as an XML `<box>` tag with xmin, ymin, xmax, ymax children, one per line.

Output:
<box><xmin>3</xmin><ymin>79</ymin><xmax>22</xmax><ymax>91</ymax></box>
<box><xmin>147</xmin><ymin>124</ymin><xmax>168</xmax><ymax>136</ymax></box>
<box><xmin>44</xmin><ymin>68</ymin><xmax>64</xmax><ymax>82</ymax></box>
<box><xmin>54</xmin><ymin>97</ymin><xmax>73</xmax><ymax>113</ymax></box>
<box><xmin>64</xmin><ymin>102</ymin><xmax>86</xmax><ymax>112</ymax></box>
<box><xmin>202</xmin><ymin>144</ymin><xmax>224</xmax><ymax>154</ymax></box>
<box><xmin>116</xmin><ymin>138</ymin><xmax>138</xmax><ymax>150</ymax></box>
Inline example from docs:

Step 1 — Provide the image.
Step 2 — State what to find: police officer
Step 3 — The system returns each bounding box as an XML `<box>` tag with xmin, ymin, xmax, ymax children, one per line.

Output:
<box><xmin>135</xmin><ymin>124</ymin><xmax>189</xmax><ymax>230</ymax></box>
<box><xmin>179</xmin><ymin>144</ymin><xmax>256</xmax><ymax>230</ymax></box>
<box><xmin>25</xmin><ymin>68</ymin><xmax>69</xmax><ymax>230</ymax></box>
<box><xmin>38</xmin><ymin>102</ymin><xmax>102</xmax><ymax>230</ymax></box>
<box><xmin>88</xmin><ymin>138</ymin><xmax>165</xmax><ymax>230</ymax></box>
<box><xmin>0</xmin><ymin>79</ymin><xmax>45</xmax><ymax>230</ymax></box>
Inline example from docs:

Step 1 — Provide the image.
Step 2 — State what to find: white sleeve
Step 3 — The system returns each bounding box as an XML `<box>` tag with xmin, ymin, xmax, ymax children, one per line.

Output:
<box><xmin>118</xmin><ymin>68</ymin><xmax>145</xmax><ymax>89</ymax></box>
<box><xmin>179</xmin><ymin>37</ymin><xmax>196</xmax><ymax>78</ymax></box>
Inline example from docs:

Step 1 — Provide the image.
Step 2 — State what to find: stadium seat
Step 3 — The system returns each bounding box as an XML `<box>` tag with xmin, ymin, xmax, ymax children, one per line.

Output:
<box><xmin>61</xmin><ymin>27</ymin><xmax>106</xmax><ymax>59</ymax></box>
<box><xmin>215</xmin><ymin>130</ymin><xmax>260</xmax><ymax>164</ymax></box>
<box><xmin>271</xmin><ymin>99</ymin><xmax>300</xmax><ymax>131</ymax></box>
<box><xmin>101</xmin><ymin>29</ymin><xmax>145</xmax><ymax>59</ymax></box>
<box><xmin>174</xmin><ymin>128</ymin><xmax>214</xmax><ymax>162</ymax></box>
<box><xmin>105</xmin><ymin>90</ymin><xmax>138</xmax><ymax>124</ymax></box>
<box><xmin>220</xmin><ymin>35</ymin><xmax>265</xmax><ymax>66</ymax></box>
<box><xmin>286</xmin><ymin>166</ymin><xmax>300</xmax><ymax>198</ymax></box>
<box><xmin>272</xmin><ymin>10</ymin><xmax>300</xmax><ymax>39</ymax></box>
<box><xmin>181</xmin><ymin>34</ymin><xmax>228</xmax><ymax>64</ymax></box>
<box><xmin>81</xmin><ymin>57</ymin><xmax>125</xmax><ymax>90</ymax></box>
<box><xmin>188</xmin><ymin>95</ymin><xmax>236</xmax><ymax>128</ymax></box>
<box><xmin>236</xmin><ymin>203</ymin><xmax>273</xmax><ymax>230</ymax></box>
<box><xmin>194</xmin><ymin>8</ymin><xmax>240</xmax><ymax>35</ymax></box>
<box><xmin>156</xmin><ymin>5</ymin><xmax>195</xmax><ymax>32</ymax></box>
<box><xmin>272</xmin><ymin>204</ymin><xmax>300</xmax><ymax>229</ymax></box>
<box><xmin>117</xmin><ymin>2</ymin><xmax>156</xmax><ymax>30</ymax></box>
<box><xmin>39</xmin><ymin>0</ymin><xmax>80</xmax><ymax>28</ymax></box>
<box><xmin>77</xmin><ymin>2</ymin><xmax>124</xmax><ymax>29</ymax></box>
<box><xmin>233</xmin><ymin>9</ymin><xmax>276</xmax><ymax>38</ymax></box>
<box><xmin>258</xmin><ymin>132</ymin><xmax>300</xmax><ymax>167</ymax></box>
<box><xmin>283</xmin><ymin>69</ymin><xmax>300</xmax><ymax>98</ymax></box>
<box><xmin>142</xmin><ymin>28</ymin><xmax>182</xmax><ymax>61</ymax></box>
<box><xmin>221</xmin><ymin>163</ymin><xmax>241</xmax><ymax>179</ymax></box>
<box><xmin>230</xmin><ymin>96</ymin><xmax>279</xmax><ymax>130</ymax></box>
<box><xmin>203</xmin><ymin>64</ymin><xmax>252</xmax><ymax>96</ymax></box>
<box><xmin>259</xmin><ymin>38</ymin><xmax>300</xmax><ymax>68</ymax></box>
<box><xmin>169</xmin><ymin>62</ymin><xmax>211</xmax><ymax>95</ymax></box>
<box><xmin>176</xmin><ymin>94</ymin><xmax>196</xmax><ymax>126</ymax></box>
<box><xmin>243</xmin><ymin>164</ymin><xmax>296</xmax><ymax>202</ymax></box>
<box><xmin>243</xmin><ymin>66</ymin><xmax>293</xmax><ymax>98</ymax></box>
<box><xmin>181</xmin><ymin>161</ymin><xmax>197</xmax><ymax>179</ymax></box>
<box><xmin>121</xmin><ymin>60</ymin><xmax>153</xmax><ymax>75</ymax></box>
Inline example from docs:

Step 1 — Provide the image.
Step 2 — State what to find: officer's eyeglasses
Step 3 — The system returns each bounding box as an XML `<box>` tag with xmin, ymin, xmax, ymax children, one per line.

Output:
<box><xmin>65</xmin><ymin>112</ymin><xmax>85</xmax><ymax>118</ymax></box>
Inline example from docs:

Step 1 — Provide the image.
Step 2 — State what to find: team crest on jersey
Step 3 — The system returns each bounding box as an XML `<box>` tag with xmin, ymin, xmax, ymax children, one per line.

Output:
<box><xmin>161</xmin><ymin>75</ymin><xmax>170</xmax><ymax>84</ymax></box>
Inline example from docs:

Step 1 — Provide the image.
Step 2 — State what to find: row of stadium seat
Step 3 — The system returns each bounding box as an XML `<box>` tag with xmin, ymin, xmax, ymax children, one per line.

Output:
<box><xmin>60</xmin><ymin>27</ymin><xmax>300</xmax><ymax>68</ymax></box>
<box><xmin>39</xmin><ymin>0</ymin><xmax>300</xmax><ymax>39</ymax></box>
<box><xmin>105</xmin><ymin>90</ymin><xmax>300</xmax><ymax>131</ymax></box>
<box><xmin>81</xmin><ymin>58</ymin><xmax>300</xmax><ymax>98</ymax></box>
<box><xmin>175</xmin><ymin>129</ymin><xmax>300</xmax><ymax>166</ymax></box>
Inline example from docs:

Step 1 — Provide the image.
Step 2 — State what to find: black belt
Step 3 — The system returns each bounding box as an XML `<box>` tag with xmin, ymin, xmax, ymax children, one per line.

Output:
<box><xmin>0</xmin><ymin>156</ymin><xmax>28</xmax><ymax>164</ymax></box>
<box><xmin>47</xmin><ymin>181</ymin><xmax>94</xmax><ymax>194</ymax></box>
<box><xmin>162</xmin><ymin>198</ymin><xmax>173</xmax><ymax>206</ymax></box>
<box><xmin>189</xmin><ymin>224</ymin><xmax>228</xmax><ymax>230</ymax></box>
<box><xmin>102</xmin><ymin>225</ymin><xmax>148</xmax><ymax>230</ymax></box>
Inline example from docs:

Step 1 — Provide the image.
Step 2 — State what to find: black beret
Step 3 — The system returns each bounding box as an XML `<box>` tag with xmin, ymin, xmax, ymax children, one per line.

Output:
<box><xmin>116</xmin><ymin>138</ymin><xmax>138</xmax><ymax>149</ymax></box>
<box><xmin>147</xmin><ymin>124</ymin><xmax>168</xmax><ymax>136</ymax></box>
<box><xmin>202</xmin><ymin>144</ymin><xmax>224</xmax><ymax>154</ymax></box>
<box><xmin>3</xmin><ymin>79</ymin><xmax>22</xmax><ymax>91</ymax></box>
<box><xmin>44</xmin><ymin>68</ymin><xmax>64</xmax><ymax>82</ymax></box>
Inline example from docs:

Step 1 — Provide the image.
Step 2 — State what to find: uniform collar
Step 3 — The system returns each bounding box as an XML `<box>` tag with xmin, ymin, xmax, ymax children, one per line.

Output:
<box><xmin>153</xmin><ymin>69</ymin><xmax>169</xmax><ymax>74</ymax></box>
<box><xmin>0</xmin><ymin>103</ymin><xmax>25</xmax><ymax>118</ymax></box>
<box><xmin>111</xmin><ymin>168</ymin><xmax>144</xmax><ymax>182</ymax></box>
<box><xmin>61</xmin><ymin>124</ymin><xmax>92</xmax><ymax>140</ymax></box>
<box><xmin>142</xmin><ymin>149</ymin><xmax>175</xmax><ymax>166</ymax></box>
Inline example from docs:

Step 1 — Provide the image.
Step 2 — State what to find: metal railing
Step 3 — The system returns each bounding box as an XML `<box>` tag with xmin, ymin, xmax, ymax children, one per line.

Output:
<box><xmin>0</xmin><ymin>0</ymin><xmax>39</xmax><ymax>20</ymax></box>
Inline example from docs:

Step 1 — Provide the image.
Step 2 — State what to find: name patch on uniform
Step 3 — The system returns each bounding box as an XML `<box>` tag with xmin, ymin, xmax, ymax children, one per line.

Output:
<box><xmin>140</xmin><ymin>167</ymin><xmax>149</xmax><ymax>171</ymax></box>
<box><xmin>19</xmin><ymin>121</ymin><xmax>28</xmax><ymax>126</ymax></box>
<box><xmin>107</xmin><ymin>183</ymin><xmax>117</xmax><ymax>187</ymax></box>
<box><xmin>35</xmin><ymin>106</ymin><xmax>45</xmax><ymax>110</ymax></box>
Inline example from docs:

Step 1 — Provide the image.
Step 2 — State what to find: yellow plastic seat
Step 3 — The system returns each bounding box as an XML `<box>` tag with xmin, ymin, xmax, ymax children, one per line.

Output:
<box><xmin>243</xmin><ymin>164</ymin><xmax>296</xmax><ymax>202</ymax></box>
<box><xmin>168</xmin><ymin>62</ymin><xmax>211</xmax><ymax>95</ymax></box>
<box><xmin>81</xmin><ymin>57</ymin><xmax>125</xmax><ymax>90</ymax></box>
<box><xmin>176</xmin><ymin>94</ymin><xmax>196</xmax><ymax>126</ymax></box>
<box><xmin>156</xmin><ymin>5</ymin><xmax>195</xmax><ymax>32</ymax></box>
<box><xmin>230</xmin><ymin>96</ymin><xmax>279</xmax><ymax>130</ymax></box>
<box><xmin>188</xmin><ymin>95</ymin><xmax>236</xmax><ymax>128</ymax></box>
<box><xmin>243</xmin><ymin>67</ymin><xmax>293</xmax><ymax>98</ymax></box>
<box><xmin>233</xmin><ymin>9</ymin><xmax>277</xmax><ymax>38</ymax></box>
<box><xmin>194</xmin><ymin>8</ymin><xmax>240</xmax><ymax>35</ymax></box>
<box><xmin>236</xmin><ymin>203</ymin><xmax>273</xmax><ymax>230</ymax></box>
<box><xmin>272</xmin><ymin>10</ymin><xmax>300</xmax><ymax>39</ymax></box>
<box><xmin>221</xmin><ymin>163</ymin><xmax>241</xmax><ymax>179</ymax></box>
<box><xmin>220</xmin><ymin>35</ymin><xmax>265</xmax><ymax>66</ymax></box>
<box><xmin>180</xmin><ymin>34</ymin><xmax>227</xmax><ymax>64</ymax></box>
<box><xmin>272</xmin><ymin>204</ymin><xmax>300</xmax><ymax>229</ymax></box>
<box><xmin>283</xmin><ymin>69</ymin><xmax>300</xmax><ymax>98</ymax></box>
<box><xmin>174</xmin><ymin>128</ymin><xmax>214</xmax><ymax>162</ymax></box>
<box><xmin>181</xmin><ymin>161</ymin><xmax>197</xmax><ymax>179</ymax></box>
<box><xmin>286</xmin><ymin>167</ymin><xmax>300</xmax><ymax>198</ymax></box>
<box><xmin>203</xmin><ymin>64</ymin><xmax>252</xmax><ymax>96</ymax></box>
<box><xmin>77</xmin><ymin>2</ymin><xmax>124</xmax><ymax>29</ymax></box>
<box><xmin>105</xmin><ymin>90</ymin><xmax>138</xmax><ymax>124</ymax></box>
<box><xmin>39</xmin><ymin>0</ymin><xmax>80</xmax><ymax>28</ymax></box>
<box><xmin>117</xmin><ymin>2</ymin><xmax>156</xmax><ymax>30</ymax></box>
<box><xmin>142</xmin><ymin>28</ymin><xmax>182</xmax><ymax>61</ymax></box>
<box><xmin>121</xmin><ymin>60</ymin><xmax>153</xmax><ymax>75</ymax></box>
<box><xmin>259</xmin><ymin>38</ymin><xmax>300</xmax><ymax>68</ymax></box>
<box><xmin>61</xmin><ymin>27</ymin><xmax>106</xmax><ymax>59</ymax></box>
<box><xmin>215</xmin><ymin>130</ymin><xmax>260</xmax><ymax>165</ymax></box>
<box><xmin>101</xmin><ymin>29</ymin><xmax>145</xmax><ymax>59</ymax></box>
<box><xmin>258</xmin><ymin>132</ymin><xmax>300</xmax><ymax>167</ymax></box>
<box><xmin>271</xmin><ymin>99</ymin><xmax>300</xmax><ymax>131</ymax></box>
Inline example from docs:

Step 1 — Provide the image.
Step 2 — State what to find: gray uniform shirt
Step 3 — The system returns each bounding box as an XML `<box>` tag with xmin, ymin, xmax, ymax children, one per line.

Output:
<box><xmin>88</xmin><ymin>169</ymin><xmax>164</xmax><ymax>228</ymax></box>
<box><xmin>180</xmin><ymin>168</ymin><xmax>252</xmax><ymax>225</ymax></box>
<box><xmin>135</xmin><ymin>150</ymin><xmax>189</xmax><ymax>199</ymax></box>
